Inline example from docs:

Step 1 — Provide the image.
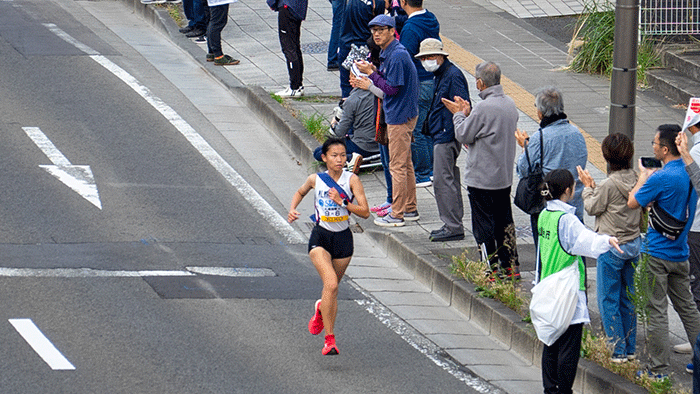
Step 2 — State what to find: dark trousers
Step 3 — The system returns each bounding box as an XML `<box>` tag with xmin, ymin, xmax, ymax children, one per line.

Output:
<box><xmin>278</xmin><ymin>6</ymin><xmax>303</xmax><ymax>89</ymax></box>
<box><xmin>542</xmin><ymin>323</ymin><xmax>583</xmax><ymax>394</ymax></box>
<box><xmin>338</xmin><ymin>43</ymin><xmax>352</xmax><ymax>98</ymax></box>
<box><xmin>467</xmin><ymin>186</ymin><xmax>519</xmax><ymax>269</ymax></box>
<box><xmin>207</xmin><ymin>4</ymin><xmax>229</xmax><ymax>57</ymax></box>
<box><xmin>183</xmin><ymin>0</ymin><xmax>208</xmax><ymax>30</ymax></box>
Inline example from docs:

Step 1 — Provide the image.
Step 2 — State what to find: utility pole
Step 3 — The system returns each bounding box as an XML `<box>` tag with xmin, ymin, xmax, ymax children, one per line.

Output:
<box><xmin>609</xmin><ymin>0</ymin><xmax>639</xmax><ymax>142</ymax></box>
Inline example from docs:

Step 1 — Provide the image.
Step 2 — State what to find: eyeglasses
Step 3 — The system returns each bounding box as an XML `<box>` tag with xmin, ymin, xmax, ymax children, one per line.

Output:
<box><xmin>651</xmin><ymin>141</ymin><xmax>666</xmax><ymax>148</ymax></box>
<box><xmin>370</xmin><ymin>27</ymin><xmax>389</xmax><ymax>34</ymax></box>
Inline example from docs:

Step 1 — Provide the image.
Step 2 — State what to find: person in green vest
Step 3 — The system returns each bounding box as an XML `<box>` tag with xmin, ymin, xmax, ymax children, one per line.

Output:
<box><xmin>536</xmin><ymin>169</ymin><xmax>622</xmax><ymax>394</ymax></box>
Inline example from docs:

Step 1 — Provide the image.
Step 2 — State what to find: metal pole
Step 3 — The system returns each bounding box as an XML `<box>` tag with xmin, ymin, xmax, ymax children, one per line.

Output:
<box><xmin>609</xmin><ymin>0</ymin><xmax>639</xmax><ymax>142</ymax></box>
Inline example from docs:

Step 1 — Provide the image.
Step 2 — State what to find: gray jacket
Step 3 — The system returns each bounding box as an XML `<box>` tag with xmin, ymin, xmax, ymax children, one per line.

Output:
<box><xmin>334</xmin><ymin>88</ymin><xmax>379</xmax><ymax>154</ymax></box>
<box><xmin>453</xmin><ymin>84</ymin><xmax>518</xmax><ymax>189</ymax></box>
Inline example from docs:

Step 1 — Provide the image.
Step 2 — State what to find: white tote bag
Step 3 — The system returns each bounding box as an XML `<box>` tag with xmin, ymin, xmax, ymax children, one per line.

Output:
<box><xmin>529</xmin><ymin>262</ymin><xmax>580</xmax><ymax>346</ymax></box>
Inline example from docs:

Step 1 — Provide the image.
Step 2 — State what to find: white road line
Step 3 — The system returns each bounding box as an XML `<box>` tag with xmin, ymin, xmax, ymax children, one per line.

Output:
<box><xmin>0</xmin><ymin>267</ymin><xmax>275</xmax><ymax>278</ymax></box>
<box><xmin>23</xmin><ymin>126</ymin><xmax>102</xmax><ymax>209</ymax></box>
<box><xmin>42</xmin><ymin>23</ymin><xmax>305</xmax><ymax>245</ymax></box>
<box><xmin>9</xmin><ymin>319</ymin><xmax>76</xmax><ymax>371</ymax></box>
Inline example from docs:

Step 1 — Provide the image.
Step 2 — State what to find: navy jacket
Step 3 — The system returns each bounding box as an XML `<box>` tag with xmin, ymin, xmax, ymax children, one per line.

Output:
<box><xmin>340</xmin><ymin>0</ymin><xmax>385</xmax><ymax>48</ymax></box>
<box><xmin>426</xmin><ymin>59</ymin><xmax>470</xmax><ymax>145</ymax></box>
<box><xmin>267</xmin><ymin>0</ymin><xmax>308</xmax><ymax>20</ymax></box>
<box><xmin>399</xmin><ymin>10</ymin><xmax>440</xmax><ymax>81</ymax></box>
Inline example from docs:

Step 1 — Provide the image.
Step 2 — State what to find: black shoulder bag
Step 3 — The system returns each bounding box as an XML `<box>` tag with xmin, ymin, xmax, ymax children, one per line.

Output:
<box><xmin>648</xmin><ymin>182</ymin><xmax>693</xmax><ymax>240</ymax></box>
<box><xmin>514</xmin><ymin>131</ymin><xmax>545</xmax><ymax>215</ymax></box>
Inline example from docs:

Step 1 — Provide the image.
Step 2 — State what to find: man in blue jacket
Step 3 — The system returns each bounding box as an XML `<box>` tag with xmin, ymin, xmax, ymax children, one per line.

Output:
<box><xmin>398</xmin><ymin>0</ymin><xmax>440</xmax><ymax>187</ymax></box>
<box><xmin>417</xmin><ymin>38</ymin><xmax>469</xmax><ymax>241</ymax></box>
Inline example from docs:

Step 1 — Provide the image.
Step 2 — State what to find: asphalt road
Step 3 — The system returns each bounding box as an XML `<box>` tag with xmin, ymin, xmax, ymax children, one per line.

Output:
<box><xmin>0</xmin><ymin>1</ymin><xmax>485</xmax><ymax>392</ymax></box>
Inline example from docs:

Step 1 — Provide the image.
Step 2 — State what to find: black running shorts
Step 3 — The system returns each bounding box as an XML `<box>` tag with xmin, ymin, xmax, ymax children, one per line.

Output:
<box><xmin>308</xmin><ymin>225</ymin><xmax>353</xmax><ymax>259</ymax></box>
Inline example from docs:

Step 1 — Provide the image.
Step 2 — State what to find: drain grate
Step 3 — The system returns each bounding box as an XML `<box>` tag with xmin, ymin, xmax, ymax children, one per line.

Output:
<box><xmin>301</xmin><ymin>41</ymin><xmax>328</xmax><ymax>54</ymax></box>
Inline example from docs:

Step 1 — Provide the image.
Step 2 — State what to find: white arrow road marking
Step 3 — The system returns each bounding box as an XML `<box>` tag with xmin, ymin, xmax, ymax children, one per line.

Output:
<box><xmin>43</xmin><ymin>23</ymin><xmax>305</xmax><ymax>244</ymax></box>
<box><xmin>0</xmin><ymin>267</ymin><xmax>275</xmax><ymax>278</ymax></box>
<box><xmin>23</xmin><ymin>127</ymin><xmax>102</xmax><ymax>210</ymax></box>
<box><xmin>9</xmin><ymin>318</ymin><xmax>76</xmax><ymax>371</ymax></box>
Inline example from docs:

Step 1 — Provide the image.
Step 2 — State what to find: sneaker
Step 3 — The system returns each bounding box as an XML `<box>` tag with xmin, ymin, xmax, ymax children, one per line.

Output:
<box><xmin>403</xmin><ymin>211</ymin><xmax>420</xmax><ymax>221</ymax></box>
<box><xmin>347</xmin><ymin>153</ymin><xmax>363</xmax><ymax>175</ymax></box>
<box><xmin>374</xmin><ymin>214</ymin><xmax>405</xmax><ymax>227</ymax></box>
<box><xmin>165</xmin><ymin>0</ymin><xmax>182</xmax><ymax>3</ymax></box>
<box><xmin>308</xmin><ymin>299</ymin><xmax>323</xmax><ymax>335</ymax></box>
<box><xmin>376</xmin><ymin>206</ymin><xmax>392</xmax><ymax>217</ymax></box>
<box><xmin>429</xmin><ymin>228</ymin><xmax>465</xmax><ymax>242</ymax></box>
<box><xmin>627</xmin><ymin>354</ymin><xmax>637</xmax><ymax>361</ymax></box>
<box><xmin>275</xmin><ymin>86</ymin><xmax>305</xmax><ymax>98</ymax></box>
<box><xmin>179</xmin><ymin>26</ymin><xmax>195</xmax><ymax>34</ymax></box>
<box><xmin>214</xmin><ymin>55</ymin><xmax>240</xmax><ymax>66</ymax></box>
<box><xmin>206</xmin><ymin>53</ymin><xmax>215</xmax><ymax>62</ymax></box>
<box><xmin>141</xmin><ymin>0</ymin><xmax>166</xmax><ymax>3</ymax></box>
<box><xmin>611</xmin><ymin>355</ymin><xmax>628</xmax><ymax>364</ymax></box>
<box><xmin>322</xmin><ymin>334</ymin><xmax>339</xmax><ymax>355</ymax></box>
<box><xmin>185</xmin><ymin>28</ymin><xmax>206</xmax><ymax>38</ymax></box>
<box><xmin>416</xmin><ymin>180</ymin><xmax>432</xmax><ymax>188</ymax></box>
<box><xmin>636</xmin><ymin>370</ymin><xmax>669</xmax><ymax>381</ymax></box>
<box><xmin>687</xmin><ymin>363</ymin><xmax>694</xmax><ymax>374</ymax></box>
<box><xmin>371</xmin><ymin>202</ymin><xmax>391</xmax><ymax>213</ymax></box>
<box><xmin>674</xmin><ymin>342</ymin><xmax>693</xmax><ymax>354</ymax></box>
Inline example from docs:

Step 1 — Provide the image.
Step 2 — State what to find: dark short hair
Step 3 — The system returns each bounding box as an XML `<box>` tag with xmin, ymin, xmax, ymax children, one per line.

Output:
<box><xmin>657</xmin><ymin>124</ymin><xmax>681</xmax><ymax>156</ymax></box>
<box><xmin>540</xmin><ymin>169</ymin><xmax>575</xmax><ymax>201</ymax></box>
<box><xmin>602</xmin><ymin>133</ymin><xmax>634</xmax><ymax>171</ymax></box>
<box><xmin>403</xmin><ymin>0</ymin><xmax>423</xmax><ymax>7</ymax></box>
<box><xmin>322</xmin><ymin>137</ymin><xmax>346</xmax><ymax>156</ymax></box>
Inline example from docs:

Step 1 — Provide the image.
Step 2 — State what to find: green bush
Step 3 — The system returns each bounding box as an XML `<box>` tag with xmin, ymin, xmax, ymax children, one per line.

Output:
<box><xmin>570</xmin><ymin>0</ymin><xmax>661</xmax><ymax>86</ymax></box>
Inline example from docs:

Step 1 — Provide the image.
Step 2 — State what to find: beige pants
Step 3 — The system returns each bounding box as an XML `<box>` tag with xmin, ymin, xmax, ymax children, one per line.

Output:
<box><xmin>387</xmin><ymin>117</ymin><xmax>418</xmax><ymax>219</ymax></box>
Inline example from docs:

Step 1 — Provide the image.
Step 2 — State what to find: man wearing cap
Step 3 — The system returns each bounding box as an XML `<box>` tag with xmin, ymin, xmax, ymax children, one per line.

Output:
<box><xmin>356</xmin><ymin>14</ymin><xmax>420</xmax><ymax>227</ymax></box>
<box><xmin>443</xmin><ymin>61</ymin><xmax>520</xmax><ymax>276</ymax></box>
<box><xmin>415</xmin><ymin>38</ymin><xmax>470</xmax><ymax>241</ymax></box>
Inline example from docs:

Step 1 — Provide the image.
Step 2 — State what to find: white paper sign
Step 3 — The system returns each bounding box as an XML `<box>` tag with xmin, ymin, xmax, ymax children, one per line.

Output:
<box><xmin>682</xmin><ymin>97</ymin><xmax>700</xmax><ymax>131</ymax></box>
<box><xmin>207</xmin><ymin>0</ymin><xmax>237</xmax><ymax>6</ymax></box>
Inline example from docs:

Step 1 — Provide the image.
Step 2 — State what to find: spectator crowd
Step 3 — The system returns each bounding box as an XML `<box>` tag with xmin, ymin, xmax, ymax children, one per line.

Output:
<box><xmin>147</xmin><ymin>0</ymin><xmax>700</xmax><ymax>390</ymax></box>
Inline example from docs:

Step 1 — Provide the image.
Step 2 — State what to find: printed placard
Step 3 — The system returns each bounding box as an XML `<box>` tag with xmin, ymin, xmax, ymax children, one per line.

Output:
<box><xmin>683</xmin><ymin>97</ymin><xmax>700</xmax><ymax>131</ymax></box>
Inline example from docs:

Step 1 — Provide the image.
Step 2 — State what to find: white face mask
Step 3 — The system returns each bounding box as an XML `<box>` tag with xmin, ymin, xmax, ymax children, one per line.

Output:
<box><xmin>421</xmin><ymin>59</ymin><xmax>439</xmax><ymax>72</ymax></box>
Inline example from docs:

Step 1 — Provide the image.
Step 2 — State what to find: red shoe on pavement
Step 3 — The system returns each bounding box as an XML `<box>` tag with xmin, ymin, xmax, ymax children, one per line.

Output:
<box><xmin>308</xmin><ymin>299</ymin><xmax>323</xmax><ymax>335</ymax></box>
<box><xmin>322</xmin><ymin>334</ymin><xmax>339</xmax><ymax>355</ymax></box>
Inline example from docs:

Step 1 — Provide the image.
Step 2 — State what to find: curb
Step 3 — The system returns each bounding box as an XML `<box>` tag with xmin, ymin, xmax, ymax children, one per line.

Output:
<box><xmin>121</xmin><ymin>2</ymin><xmax>646</xmax><ymax>392</ymax></box>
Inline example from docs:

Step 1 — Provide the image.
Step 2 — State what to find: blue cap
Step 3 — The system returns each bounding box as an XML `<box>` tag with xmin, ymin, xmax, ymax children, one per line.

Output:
<box><xmin>368</xmin><ymin>14</ymin><xmax>395</xmax><ymax>28</ymax></box>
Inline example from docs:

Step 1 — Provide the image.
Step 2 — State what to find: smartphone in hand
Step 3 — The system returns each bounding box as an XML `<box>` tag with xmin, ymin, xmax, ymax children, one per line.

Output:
<box><xmin>641</xmin><ymin>157</ymin><xmax>662</xmax><ymax>168</ymax></box>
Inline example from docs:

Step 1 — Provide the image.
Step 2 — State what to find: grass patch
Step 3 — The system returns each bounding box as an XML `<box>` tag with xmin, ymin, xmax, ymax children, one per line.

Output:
<box><xmin>450</xmin><ymin>257</ymin><xmax>526</xmax><ymax>316</ymax></box>
<box><xmin>569</xmin><ymin>0</ymin><xmax>661</xmax><ymax>87</ymax></box>
<box><xmin>162</xmin><ymin>3</ymin><xmax>185</xmax><ymax>26</ymax></box>
<box><xmin>298</xmin><ymin>111</ymin><xmax>329</xmax><ymax>142</ymax></box>
<box><xmin>270</xmin><ymin>92</ymin><xmax>283</xmax><ymax>104</ymax></box>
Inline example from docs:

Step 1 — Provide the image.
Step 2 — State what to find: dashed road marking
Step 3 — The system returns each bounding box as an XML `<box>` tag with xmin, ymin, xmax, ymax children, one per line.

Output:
<box><xmin>9</xmin><ymin>318</ymin><xmax>75</xmax><ymax>371</ymax></box>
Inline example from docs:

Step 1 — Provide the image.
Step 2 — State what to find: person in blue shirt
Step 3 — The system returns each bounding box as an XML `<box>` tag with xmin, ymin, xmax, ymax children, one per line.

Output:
<box><xmin>356</xmin><ymin>15</ymin><xmax>420</xmax><ymax>228</ymax></box>
<box><xmin>628</xmin><ymin>124</ymin><xmax>700</xmax><ymax>378</ymax></box>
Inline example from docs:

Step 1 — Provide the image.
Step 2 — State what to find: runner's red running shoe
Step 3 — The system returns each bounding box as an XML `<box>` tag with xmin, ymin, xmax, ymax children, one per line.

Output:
<box><xmin>322</xmin><ymin>334</ymin><xmax>339</xmax><ymax>355</ymax></box>
<box><xmin>308</xmin><ymin>299</ymin><xmax>323</xmax><ymax>335</ymax></box>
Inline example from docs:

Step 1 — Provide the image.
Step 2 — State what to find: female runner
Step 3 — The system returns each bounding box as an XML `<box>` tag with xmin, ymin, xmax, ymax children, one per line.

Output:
<box><xmin>288</xmin><ymin>138</ymin><xmax>370</xmax><ymax>355</ymax></box>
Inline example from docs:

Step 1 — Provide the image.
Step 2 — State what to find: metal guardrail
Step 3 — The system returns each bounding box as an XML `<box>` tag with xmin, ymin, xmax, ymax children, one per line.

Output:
<box><xmin>640</xmin><ymin>0</ymin><xmax>700</xmax><ymax>35</ymax></box>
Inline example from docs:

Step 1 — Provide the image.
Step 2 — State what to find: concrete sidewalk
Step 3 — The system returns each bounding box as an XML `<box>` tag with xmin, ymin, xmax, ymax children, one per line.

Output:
<box><xmin>116</xmin><ymin>0</ymin><xmax>692</xmax><ymax>392</ymax></box>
